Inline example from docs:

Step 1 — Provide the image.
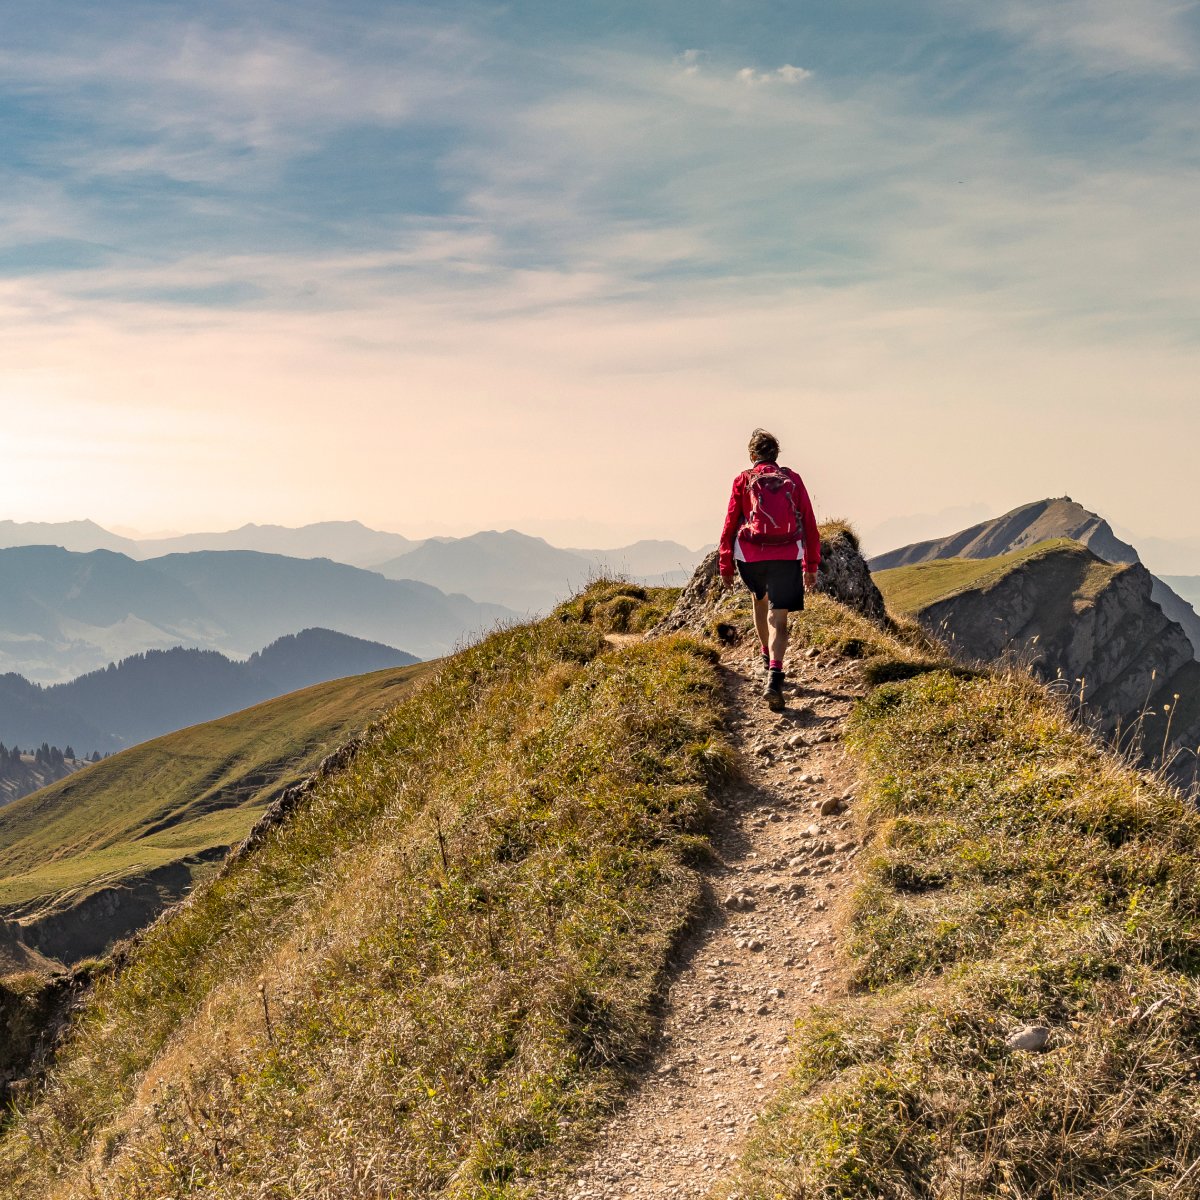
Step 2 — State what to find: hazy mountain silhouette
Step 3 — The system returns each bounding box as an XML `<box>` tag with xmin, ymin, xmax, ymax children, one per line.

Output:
<box><xmin>0</xmin><ymin>546</ymin><xmax>511</xmax><ymax>682</ymax></box>
<box><xmin>0</xmin><ymin>628</ymin><xmax>418</xmax><ymax>755</ymax></box>
<box><xmin>148</xmin><ymin>550</ymin><xmax>510</xmax><ymax>657</ymax></box>
<box><xmin>374</xmin><ymin>531</ymin><xmax>595</xmax><ymax>611</ymax></box>
<box><xmin>0</xmin><ymin>519</ymin><xmax>140</xmax><ymax>556</ymax></box>
<box><xmin>377</xmin><ymin>531</ymin><xmax>705</xmax><ymax>611</ymax></box>
<box><xmin>0</xmin><ymin>520</ymin><xmax>704</xmax><ymax>612</ymax></box>
<box><xmin>136</xmin><ymin>521</ymin><xmax>418</xmax><ymax>568</ymax></box>
<box><xmin>571</xmin><ymin>539</ymin><xmax>705</xmax><ymax>583</ymax></box>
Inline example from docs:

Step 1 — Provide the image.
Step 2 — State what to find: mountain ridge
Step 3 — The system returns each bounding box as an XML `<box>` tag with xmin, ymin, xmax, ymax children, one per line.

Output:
<box><xmin>871</xmin><ymin>497</ymin><xmax>1200</xmax><ymax>661</ymax></box>
<box><xmin>0</xmin><ymin>545</ymin><xmax>508</xmax><ymax>682</ymax></box>
<box><xmin>0</xmin><ymin>628</ymin><xmax>417</xmax><ymax>757</ymax></box>
<box><xmin>875</xmin><ymin>538</ymin><xmax>1200</xmax><ymax>784</ymax></box>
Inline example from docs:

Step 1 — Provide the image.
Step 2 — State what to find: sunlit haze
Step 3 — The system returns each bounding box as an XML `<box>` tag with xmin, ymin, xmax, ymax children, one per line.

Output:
<box><xmin>2</xmin><ymin>1</ymin><xmax>1197</xmax><ymax>550</ymax></box>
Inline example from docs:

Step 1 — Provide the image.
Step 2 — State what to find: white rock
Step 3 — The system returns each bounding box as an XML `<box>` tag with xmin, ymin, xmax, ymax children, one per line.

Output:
<box><xmin>1005</xmin><ymin>1025</ymin><xmax>1052</xmax><ymax>1053</ymax></box>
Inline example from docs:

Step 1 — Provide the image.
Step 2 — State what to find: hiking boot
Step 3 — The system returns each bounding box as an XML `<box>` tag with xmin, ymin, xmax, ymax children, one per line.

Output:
<box><xmin>763</xmin><ymin>668</ymin><xmax>786</xmax><ymax>711</ymax></box>
<box><xmin>761</xmin><ymin>650</ymin><xmax>771</xmax><ymax>677</ymax></box>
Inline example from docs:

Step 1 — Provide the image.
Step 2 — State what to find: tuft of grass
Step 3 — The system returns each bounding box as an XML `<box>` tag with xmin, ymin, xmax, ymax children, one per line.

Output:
<box><xmin>724</xmin><ymin>663</ymin><xmax>1200</xmax><ymax>1199</ymax></box>
<box><xmin>820</xmin><ymin>518</ymin><xmax>861</xmax><ymax>551</ymax></box>
<box><xmin>0</xmin><ymin>588</ymin><xmax>728</xmax><ymax>1198</ymax></box>
<box><xmin>553</xmin><ymin>580</ymin><xmax>680</xmax><ymax>635</ymax></box>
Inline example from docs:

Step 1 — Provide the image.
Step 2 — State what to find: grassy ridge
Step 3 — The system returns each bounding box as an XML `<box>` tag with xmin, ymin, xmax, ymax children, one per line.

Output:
<box><xmin>726</xmin><ymin>633</ymin><xmax>1200</xmax><ymax>1196</ymax></box>
<box><xmin>873</xmin><ymin>537</ymin><xmax>1118</xmax><ymax>617</ymax></box>
<box><xmin>0</xmin><ymin>587</ymin><xmax>733</xmax><ymax>1198</ymax></box>
<box><xmin>0</xmin><ymin>665</ymin><xmax>426</xmax><ymax>914</ymax></box>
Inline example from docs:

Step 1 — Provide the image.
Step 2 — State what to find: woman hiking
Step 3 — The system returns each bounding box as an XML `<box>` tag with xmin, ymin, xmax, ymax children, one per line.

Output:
<box><xmin>717</xmin><ymin>428</ymin><xmax>820</xmax><ymax>710</ymax></box>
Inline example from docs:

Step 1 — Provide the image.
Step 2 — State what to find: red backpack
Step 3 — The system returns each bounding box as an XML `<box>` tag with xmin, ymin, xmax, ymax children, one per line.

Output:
<box><xmin>741</xmin><ymin>466</ymin><xmax>801</xmax><ymax>546</ymax></box>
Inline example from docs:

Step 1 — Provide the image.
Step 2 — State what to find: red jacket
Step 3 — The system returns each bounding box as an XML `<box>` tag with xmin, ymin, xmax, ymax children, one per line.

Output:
<box><xmin>718</xmin><ymin>463</ymin><xmax>821</xmax><ymax>577</ymax></box>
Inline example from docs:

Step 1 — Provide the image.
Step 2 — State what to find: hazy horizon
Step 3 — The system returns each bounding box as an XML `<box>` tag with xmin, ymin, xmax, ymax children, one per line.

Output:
<box><xmin>2</xmin><ymin>1</ymin><xmax>1197</xmax><ymax>546</ymax></box>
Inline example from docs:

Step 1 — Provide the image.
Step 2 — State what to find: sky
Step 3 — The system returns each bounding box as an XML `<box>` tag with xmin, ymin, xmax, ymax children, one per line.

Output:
<box><xmin>0</xmin><ymin>0</ymin><xmax>1197</xmax><ymax>550</ymax></box>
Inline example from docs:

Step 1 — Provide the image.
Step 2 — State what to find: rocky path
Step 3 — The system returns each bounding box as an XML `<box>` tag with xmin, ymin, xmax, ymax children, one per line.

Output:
<box><xmin>554</xmin><ymin>642</ymin><xmax>866</xmax><ymax>1199</ymax></box>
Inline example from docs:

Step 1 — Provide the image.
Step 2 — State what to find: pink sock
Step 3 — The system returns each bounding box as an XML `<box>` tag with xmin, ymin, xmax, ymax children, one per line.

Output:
<box><xmin>760</xmin><ymin>644</ymin><xmax>769</xmax><ymax>656</ymax></box>
<box><xmin>769</xmin><ymin>659</ymin><xmax>783</xmax><ymax>670</ymax></box>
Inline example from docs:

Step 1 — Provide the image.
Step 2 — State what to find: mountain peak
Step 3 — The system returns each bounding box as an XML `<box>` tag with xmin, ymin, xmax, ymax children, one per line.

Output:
<box><xmin>870</xmin><ymin>497</ymin><xmax>1139</xmax><ymax>572</ymax></box>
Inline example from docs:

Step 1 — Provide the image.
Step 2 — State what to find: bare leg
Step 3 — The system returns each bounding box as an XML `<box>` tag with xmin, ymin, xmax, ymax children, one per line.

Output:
<box><xmin>769</xmin><ymin>608</ymin><xmax>790</xmax><ymax>666</ymax></box>
<box><xmin>752</xmin><ymin>594</ymin><xmax>771</xmax><ymax>653</ymax></box>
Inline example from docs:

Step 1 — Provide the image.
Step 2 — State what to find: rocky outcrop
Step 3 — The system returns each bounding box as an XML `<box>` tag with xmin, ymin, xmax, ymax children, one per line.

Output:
<box><xmin>653</xmin><ymin>528</ymin><xmax>886</xmax><ymax>636</ymax></box>
<box><xmin>0</xmin><ymin>965</ymin><xmax>93</xmax><ymax>1108</ymax></box>
<box><xmin>872</xmin><ymin>497</ymin><xmax>1200</xmax><ymax>661</ymax></box>
<box><xmin>911</xmin><ymin>544</ymin><xmax>1200</xmax><ymax>787</ymax></box>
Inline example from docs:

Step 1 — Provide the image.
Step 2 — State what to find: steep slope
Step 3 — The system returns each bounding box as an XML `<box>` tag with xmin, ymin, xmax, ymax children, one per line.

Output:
<box><xmin>871</xmin><ymin>497</ymin><xmax>1200</xmax><ymax>660</ymax></box>
<box><xmin>0</xmin><ymin>591</ymin><xmax>727</xmax><ymax>1197</ymax></box>
<box><xmin>876</xmin><ymin>540</ymin><xmax>1200</xmax><ymax>783</ymax></box>
<box><xmin>870</xmin><ymin>497</ymin><xmax>1139</xmax><ymax>569</ymax></box>
<box><xmin>0</xmin><ymin>663</ymin><xmax>426</xmax><ymax>965</ymax></box>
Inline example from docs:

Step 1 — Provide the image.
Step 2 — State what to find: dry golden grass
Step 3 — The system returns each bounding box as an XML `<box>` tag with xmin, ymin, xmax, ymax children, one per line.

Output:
<box><xmin>0</xmin><ymin>592</ymin><xmax>729</xmax><ymax>1198</ymax></box>
<box><xmin>723</xmin><ymin>664</ymin><xmax>1200</xmax><ymax>1198</ymax></box>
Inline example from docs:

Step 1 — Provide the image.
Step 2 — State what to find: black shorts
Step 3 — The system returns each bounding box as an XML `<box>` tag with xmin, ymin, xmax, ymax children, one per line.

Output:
<box><xmin>736</xmin><ymin>559</ymin><xmax>805</xmax><ymax>611</ymax></box>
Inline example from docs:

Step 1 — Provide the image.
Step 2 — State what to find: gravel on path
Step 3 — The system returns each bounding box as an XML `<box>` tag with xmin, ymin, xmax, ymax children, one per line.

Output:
<box><xmin>551</xmin><ymin>643</ymin><xmax>866</xmax><ymax>1199</ymax></box>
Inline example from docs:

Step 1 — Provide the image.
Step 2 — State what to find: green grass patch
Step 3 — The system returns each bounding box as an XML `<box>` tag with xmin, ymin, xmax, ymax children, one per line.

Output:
<box><xmin>725</xmin><ymin>663</ymin><xmax>1200</xmax><ymax>1198</ymax></box>
<box><xmin>0</xmin><ymin>585</ymin><xmax>727</xmax><ymax>1198</ymax></box>
<box><xmin>553</xmin><ymin>579</ymin><xmax>680</xmax><ymax>634</ymax></box>
<box><xmin>0</xmin><ymin>665</ymin><xmax>425</xmax><ymax>916</ymax></box>
<box><xmin>874</xmin><ymin>538</ymin><xmax>1116</xmax><ymax>617</ymax></box>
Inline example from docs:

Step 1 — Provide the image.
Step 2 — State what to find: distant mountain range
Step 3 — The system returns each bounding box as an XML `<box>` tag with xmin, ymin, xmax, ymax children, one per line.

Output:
<box><xmin>0</xmin><ymin>545</ymin><xmax>511</xmax><ymax>683</ymax></box>
<box><xmin>0</xmin><ymin>520</ymin><xmax>706</xmax><ymax>634</ymax></box>
<box><xmin>0</xmin><ymin>628</ymin><xmax>418</xmax><ymax>756</ymax></box>
<box><xmin>373</xmin><ymin>530</ymin><xmax>702</xmax><ymax>611</ymax></box>
<box><xmin>0</xmin><ymin>519</ymin><xmax>417</xmax><ymax>566</ymax></box>
<box><xmin>871</xmin><ymin>497</ymin><xmax>1200</xmax><ymax>662</ymax></box>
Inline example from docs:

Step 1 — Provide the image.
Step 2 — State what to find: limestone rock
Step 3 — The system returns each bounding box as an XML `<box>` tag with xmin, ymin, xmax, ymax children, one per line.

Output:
<box><xmin>650</xmin><ymin>530</ymin><xmax>887</xmax><ymax>636</ymax></box>
<box><xmin>1005</xmin><ymin>1024</ymin><xmax>1052</xmax><ymax>1053</ymax></box>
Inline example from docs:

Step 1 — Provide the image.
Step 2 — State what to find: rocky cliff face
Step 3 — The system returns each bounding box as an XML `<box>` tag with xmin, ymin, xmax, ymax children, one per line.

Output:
<box><xmin>871</xmin><ymin>497</ymin><xmax>1200</xmax><ymax>662</ymax></box>
<box><xmin>913</xmin><ymin>545</ymin><xmax>1200</xmax><ymax>787</ymax></box>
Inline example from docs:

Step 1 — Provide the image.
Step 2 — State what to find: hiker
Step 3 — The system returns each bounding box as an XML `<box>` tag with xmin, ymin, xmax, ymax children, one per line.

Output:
<box><xmin>718</xmin><ymin>428</ymin><xmax>820</xmax><ymax>710</ymax></box>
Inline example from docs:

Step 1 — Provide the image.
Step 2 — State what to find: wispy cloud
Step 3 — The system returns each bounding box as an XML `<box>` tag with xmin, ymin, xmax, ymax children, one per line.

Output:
<box><xmin>736</xmin><ymin>64</ymin><xmax>812</xmax><ymax>85</ymax></box>
<box><xmin>0</xmin><ymin>3</ymin><xmax>1198</xmax><ymax>543</ymax></box>
<box><xmin>966</xmin><ymin>0</ymin><xmax>1199</xmax><ymax>71</ymax></box>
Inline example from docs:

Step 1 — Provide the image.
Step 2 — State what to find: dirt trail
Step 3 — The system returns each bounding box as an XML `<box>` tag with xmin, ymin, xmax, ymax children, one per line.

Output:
<box><xmin>554</xmin><ymin>642</ymin><xmax>866</xmax><ymax>1199</ymax></box>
